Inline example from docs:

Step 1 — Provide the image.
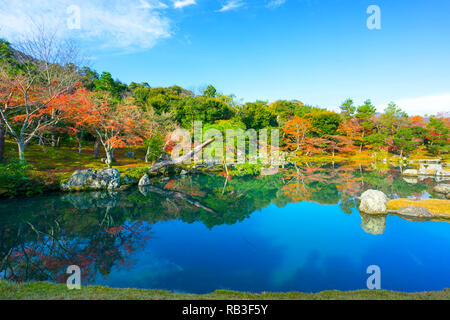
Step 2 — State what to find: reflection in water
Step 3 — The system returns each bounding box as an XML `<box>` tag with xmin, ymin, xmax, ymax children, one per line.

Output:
<box><xmin>360</xmin><ymin>213</ymin><xmax>386</xmax><ymax>235</ymax></box>
<box><xmin>0</xmin><ymin>163</ymin><xmax>449</xmax><ymax>292</ymax></box>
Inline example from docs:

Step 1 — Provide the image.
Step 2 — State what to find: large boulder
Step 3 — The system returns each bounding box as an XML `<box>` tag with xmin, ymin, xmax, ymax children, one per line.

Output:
<box><xmin>139</xmin><ymin>174</ymin><xmax>151</xmax><ymax>186</ymax></box>
<box><xmin>359</xmin><ymin>190</ymin><xmax>388</xmax><ymax>214</ymax></box>
<box><xmin>434</xmin><ymin>184</ymin><xmax>450</xmax><ymax>194</ymax></box>
<box><xmin>61</xmin><ymin>168</ymin><xmax>121</xmax><ymax>192</ymax></box>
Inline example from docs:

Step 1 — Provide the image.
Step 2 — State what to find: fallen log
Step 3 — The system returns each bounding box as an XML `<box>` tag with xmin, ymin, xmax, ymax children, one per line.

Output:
<box><xmin>149</xmin><ymin>138</ymin><xmax>215</xmax><ymax>173</ymax></box>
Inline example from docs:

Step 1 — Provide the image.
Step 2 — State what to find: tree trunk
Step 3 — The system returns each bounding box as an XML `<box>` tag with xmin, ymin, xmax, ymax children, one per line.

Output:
<box><xmin>38</xmin><ymin>131</ymin><xmax>44</xmax><ymax>146</ymax></box>
<box><xmin>94</xmin><ymin>138</ymin><xmax>100</xmax><ymax>158</ymax></box>
<box><xmin>18</xmin><ymin>140</ymin><xmax>25</xmax><ymax>162</ymax></box>
<box><xmin>105</xmin><ymin>148</ymin><xmax>114</xmax><ymax>168</ymax></box>
<box><xmin>145</xmin><ymin>145</ymin><xmax>151</xmax><ymax>163</ymax></box>
<box><xmin>76</xmin><ymin>133</ymin><xmax>83</xmax><ymax>153</ymax></box>
<box><xmin>0</xmin><ymin>118</ymin><xmax>5</xmax><ymax>162</ymax></box>
<box><xmin>51</xmin><ymin>128</ymin><xmax>58</xmax><ymax>147</ymax></box>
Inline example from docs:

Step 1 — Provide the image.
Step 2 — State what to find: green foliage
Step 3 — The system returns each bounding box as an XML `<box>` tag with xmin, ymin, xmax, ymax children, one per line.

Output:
<box><xmin>146</xmin><ymin>133</ymin><xmax>165</xmax><ymax>162</ymax></box>
<box><xmin>0</xmin><ymin>159</ymin><xmax>58</xmax><ymax>197</ymax></box>
<box><xmin>426</xmin><ymin>116</ymin><xmax>449</xmax><ymax>155</ymax></box>
<box><xmin>175</xmin><ymin>96</ymin><xmax>234</xmax><ymax>128</ymax></box>
<box><xmin>340</xmin><ymin>98</ymin><xmax>356</xmax><ymax>120</ymax></box>
<box><xmin>93</xmin><ymin>72</ymin><xmax>128</xmax><ymax>100</ymax></box>
<box><xmin>239</xmin><ymin>101</ymin><xmax>278</xmax><ymax>130</ymax></box>
<box><xmin>365</xmin><ymin>132</ymin><xmax>387</xmax><ymax>150</ymax></box>
<box><xmin>393</xmin><ymin>127</ymin><xmax>419</xmax><ymax>156</ymax></box>
<box><xmin>203</xmin><ymin>85</ymin><xmax>217</xmax><ymax>98</ymax></box>
<box><xmin>270</xmin><ymin>100</ymin><xmax>303</xmax><ymax>122</ymax></box>
<box><xmin>310</xmin><ymin>112</ymin><xmax>342</xmax><ymax>137</ymax></box>
<box><xmin>356</xmin><ymin>100</ymin><xmax>377</xmax><ymax>120</ymax></box>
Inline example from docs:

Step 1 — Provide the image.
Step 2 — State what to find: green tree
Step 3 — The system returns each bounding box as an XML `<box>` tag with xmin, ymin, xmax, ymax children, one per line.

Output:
<box><xmin>340</xmin><ymin>98</ymin><xmax>356</xmax><ymax>120</ymax></box>
<box><xmin>393</xmin><ymin>127</ymin><xmax>419</xmax><ymax>157</ymax></box>
<box><xmin>355</xmin><ymin>99</ymin><xmax>376</xmax><ymax>151</ymax></box>
<box><xmin>239</xmin><ymin>101</ymin><xmax>278</xmax><ymax>130</ymax></box>
<box><xmin>425</xmin><ymin>116</ymin><xmax>449</xmax><ymax>155</ymax></box>
<box><xmin>203</xmin><ymin>85</ymin><xmax>217</xmax><ymax>98</ymax></box>
<box><xmin>310</xmin><ymin>112</ymin><xmax>342</xmax><ymax>137</ymax></box>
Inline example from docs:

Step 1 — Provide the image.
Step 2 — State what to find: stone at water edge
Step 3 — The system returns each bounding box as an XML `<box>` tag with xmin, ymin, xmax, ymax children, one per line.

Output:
<box><xmin>397</xmin><ymin>207</ymin><xmax>433</xmax><ymax>219</ymax></box>
<box><xmin>359</xmin><ymin>189</ymin><xmax>388</xmax><ymax>214</ymax></box>
<box><xmin>61</xmin><ymin>168</ymin><xmax>121</xmax><ymax>191</ymax></box>
<box><xmin>434</xmin><ymin>184</ymin><xmax>450</xmax><ymax>194</ymax></box>
<box><xmin>139</xmin><ymin>174</ymin><xmax>151</xmax><ymax>186</ymax></box>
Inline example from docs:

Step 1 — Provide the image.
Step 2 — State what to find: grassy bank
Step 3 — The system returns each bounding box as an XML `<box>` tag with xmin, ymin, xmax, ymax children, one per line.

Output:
<box><xmin>387</xmin><ymin>199</ymin><xmax>450</xmax><ymax>217</ymax></box>
<box><xmin>1</xmin><ymin>281</ymin><xmax>450</xmax><ymax>300</ymax></box>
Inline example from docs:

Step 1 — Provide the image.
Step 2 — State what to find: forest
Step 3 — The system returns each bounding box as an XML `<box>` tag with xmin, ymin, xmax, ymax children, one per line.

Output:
<box><xmin>0</xmin><ymin>37</ymin><xmax>449</xmax><ymax>197</ymax></box>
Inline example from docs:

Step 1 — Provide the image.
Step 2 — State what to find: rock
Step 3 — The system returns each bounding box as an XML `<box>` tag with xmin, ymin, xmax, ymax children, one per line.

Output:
<box><xmin>125</xmin><ymin>151</ymin><xmax>135</xmax><ymax>158</ymax></box>
<box><xmin>397</xmin><ymin>206</ymin><xmax>433</xmax><ymax>219</ymax></box>
<box><xmin>61</xmin><ymin>168</ymin><xmax>121</xmax><ymax>192</ymax></box>
<box><xmin>122</xmin><ymin>174</ymin><xmax>138</xmax><ymax>186</ymax></box>
<box><xmin>138</xmin><ymin>174</ymin><xmax>151</xmax><ymax>186</ymax></box>
<box><xmin>180</xmin><ymin>169</ymin><xmax>188</xmax><ymax>175</ymax></box>
<box><xmin>402</xmin><ymin>169</ymin><xmax>418</xmax><ymax>176</ymax></box>
<box><xmin>434</xmin><ymin>184</ymin><xmax>450</xmax><ymax>194</ymax></box>
<box><xmin>360</xmin><ymin>213</ymin><xmax>386</xmax><ymax>235</ymax></box>
<box><xmin>359</xmin><ymin>189</ymin><xmax>388</xmax><ymax>214</ymax></box>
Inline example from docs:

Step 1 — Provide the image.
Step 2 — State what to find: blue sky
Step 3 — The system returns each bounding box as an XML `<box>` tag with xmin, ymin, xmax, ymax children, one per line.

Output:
<box><xmin>1</xmin><ymin>0</ymin><xmax>449</xmax><ymax>115</ymax></box>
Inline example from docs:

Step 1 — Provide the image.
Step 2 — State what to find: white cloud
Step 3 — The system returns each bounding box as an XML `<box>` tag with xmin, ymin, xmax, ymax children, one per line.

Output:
<box><xmin>173</xmin><ymin>0</ymin><xmax>196</xmax><ymax>9</ymax></box>
<box><xmin>266</xmin><ymin>0</ymin><xmax>286</xmax><ymax>9</ymax></box>
<box><xmin>0</xmin><ymin>0</ymin><xmax>171</xmax><ymax>53</ymax></box>
<box><xmin>218</xmin><ymin>0</ymin><xmax>245</xmax><ymax>12</ymax></box>
<box><xmin>138</xmin><ymin>0</ymin><xmax>169</xmax><ymax>9</ymax></box>
<box><xmin>392</xmin><ymin>93</ymin><xmax>450</xmax><ymax>116</ymax></box>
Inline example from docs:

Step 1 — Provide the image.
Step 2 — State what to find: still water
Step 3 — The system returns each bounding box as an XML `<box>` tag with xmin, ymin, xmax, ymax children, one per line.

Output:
<box><xmin>1</xmin><ymin>164</ymin><xmax>449</xmax><ymax>293</ymax></box>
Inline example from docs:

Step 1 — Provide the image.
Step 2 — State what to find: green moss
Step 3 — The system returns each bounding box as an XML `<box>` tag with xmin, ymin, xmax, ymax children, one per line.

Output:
<box><xmin>1</xmin><ymin>281</ymin><xmax>449</xmax><ymax>300</ymax></box>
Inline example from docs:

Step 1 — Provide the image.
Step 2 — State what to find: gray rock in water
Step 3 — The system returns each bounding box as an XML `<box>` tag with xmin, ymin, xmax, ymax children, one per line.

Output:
<box><xmin>434</xmin><ymin>184</ymin><xmax>450</xmax><ymax>194</ymax></box>
<box><xmin>397</xmin><ymin>206</ymin><xmax>433</xmax><ymax>219</ymax></box>
<box><xmin>139</xmin><ymin>174</ymin><xmax>151</xmax><ymax>186</ymax></box>
<box><xmin>360</xmin><ymin>213</ymin><xmax>386</xmax><ymax>235</ymax></box>
<box><xmin>359</xmin><ymin>189</ymin><xmax>388</xmax><ymax>214</ymax></box>
<box><xmin>61</xmin><ymin>168</ymin><xmax>121</xmax><ymax>192</ymax></box>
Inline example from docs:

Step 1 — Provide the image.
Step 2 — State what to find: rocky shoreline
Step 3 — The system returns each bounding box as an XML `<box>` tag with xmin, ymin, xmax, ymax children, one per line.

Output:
<box><xmin>359</xmin><ymin>188</ymin><xmax>450</xmax><ymax>221</ymax></box>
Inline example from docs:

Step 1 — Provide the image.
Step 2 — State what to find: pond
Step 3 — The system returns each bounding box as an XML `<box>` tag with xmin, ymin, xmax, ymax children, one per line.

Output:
<box><xmin>1</xmin><ymin>163</ymin><xmax>450</xmax><ymax>294</ymax></box>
